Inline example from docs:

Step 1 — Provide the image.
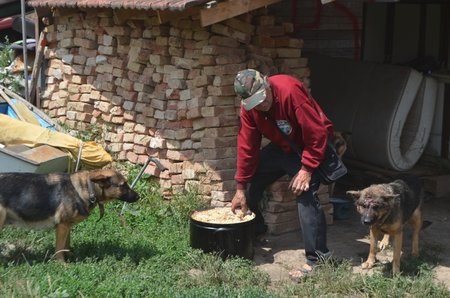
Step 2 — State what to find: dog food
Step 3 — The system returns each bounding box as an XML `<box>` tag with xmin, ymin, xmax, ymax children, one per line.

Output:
<box><xmin>191</xmin><ymin>207</ymin><xmax>255</xmax><ymax>224</ymax></box>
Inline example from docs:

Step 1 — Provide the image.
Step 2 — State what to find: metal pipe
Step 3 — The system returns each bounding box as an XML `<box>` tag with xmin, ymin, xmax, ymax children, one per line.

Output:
<box><xmin>20</xmin><ymin>0</ymin><xmax>29</xmax><ymax>101</ymax></box>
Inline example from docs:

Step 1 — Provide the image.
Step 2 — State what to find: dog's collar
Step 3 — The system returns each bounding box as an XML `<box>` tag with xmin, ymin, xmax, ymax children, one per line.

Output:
<box><xmin>87</xmin><ymin>180</ymin><xmax>97</xmax><ymax>205</ymax></box>
<box><xmin>87</xmin><ymin>180</ymin><xmax>106</xmax><ymax>221</ymax></box>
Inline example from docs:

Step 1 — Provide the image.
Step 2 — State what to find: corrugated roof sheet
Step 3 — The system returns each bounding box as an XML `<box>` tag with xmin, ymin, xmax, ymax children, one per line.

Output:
<box><xmin>27</xmin><ymin>0</ymin><xmax>211</xmax><ymax>11</ymax></box>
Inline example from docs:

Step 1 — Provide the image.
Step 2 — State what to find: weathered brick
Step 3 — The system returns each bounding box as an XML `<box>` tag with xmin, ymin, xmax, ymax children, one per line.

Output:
<box><xmin>171</xmin><ymin>57</ymin><xmax>199</xmax><ymax>70</ymax></box>
<box><xmin>193</xmin><ymin>30</ymin><xmax>210</xmax><ymax>41</ymax></box>
<box><xmin>96</xmin><ymin>63</ymin><xmax>113</xmax><ymax>73</ymax></box>
<box><xmin>212</xmin><ymin>75</ymin><xmax>235</xmax><ymax>87</ymax></box>
<box><xmin>215</xmin><ymin>55</ymin><xmax>244</xmax><ymax>65</ymax></box>
<box><xmin>134</xmin><ymin>124</ymin><xmax>147</xmax><ymax>133</ymax></box>
<box><xmin>111</xmin><ymin>116</ymin><xmax>124</xmax><ymax>124</ymax></box>
<box><xmin>203</xmin><ymin>158</ymin><xmax>236</xmax><ymax>171</ymax></box>
<box><xmin>94</xmin><ymin>101</ymin><xmax>112</xmax><ymax>113</ymax></box>
<box><xmin>276</xmin><ymin>48</ymin><xmax>302</xmax><ymax>58</ymax></box>
<box><xmin>201</xmin><ymin>136</ymin><xmax>236</xmax><ymax>148</ymax></box>
<box><xmin>201</xmin><ymin>106</ymin><xmax>236</xmax><ymax>117</ymax></box>
<box><xmin>198</xmin><ymin>55</ymin><xmax>216</xmax><ymax>66</ymax></box>
<box><xmin>60</xmin><ymin>38</ymin><xmax>75</xmax><ymax>48</ymax></box>
<box><xmin>149</xmin><ymin>137</ymin><xmax>166</xmax><ymax>149</ymax></box>
<box><xmin>79</xmin><ymin>47</ymin><xmax>97</xmax><ymax>58</ymax></box>
<box><xmin>134</xmin><ymin>134</ymin><xmax>150</xmax><ymax>146</ymax></box>
<box><xmin>110</xmin><ymin>106</ymin><xmax>124</xmax><ymax>115</ymax></box>
<box><xmin>186</xmin><ymin>108</ymin><xmax>201</xmax><ymax>119</ymax></box>
<box><xmin>207</xmin><ymin>85</ymin><xmax>235</xmax><ymax>96</ymax></box>
<box><xmin>209</xmin><ymin>35</ymin><xmax>239</xmax><ymax>48</ymax></box>
<box><xmin>167</xmin><ymin>150</ymin><xmax>195</xmax><ymax>161</ymax></box>
<box><xmin>203</xmin><ymin>147</ymin><xmax>237</xmax><ymax>159</ymax></box>
<box><xmin>204</xmin><ymin>126</ymin><xmax>238</xmax><ymax>138</ymax></box>
<box><xmin>123</xmin><ymin>110</ymin><xmax>136</xmax><ymax>121</ymax></box>
<box><xmin>202</xmin><ymin>45</ymin><xmax>245</xmax><ymax>57</ymax></box>
<box><xmin>123</xmin><ymin>122</ymin><xmax>135</xmax><ymax>132</ymax></box>
<box><xmin>74</xmin><ymin>38</ymin><xmax>97</xmax><ymax>49</ymax></box>
<box><xmin>211</xmin><ymin>24</ymin><xmax>250</xmax><ymax>43</ymax></box>
<box><xmin>224</xmin><ymin>18</ymin><xmax>255</xmax><ymax>35</ymax></box>
<box><xmin>126</xmin><ymin>151</ymin><xmax>139</xmax><ymax>163</ymax></box>
<box><xmin>104</xmin><ymin>26</ymin><xmax>130</xmax><ymax>36</ymax></box>
<box><xmin>211</xmin><ymin>191</ymin><xmax>234</xmax><ymax>202</ymax></box>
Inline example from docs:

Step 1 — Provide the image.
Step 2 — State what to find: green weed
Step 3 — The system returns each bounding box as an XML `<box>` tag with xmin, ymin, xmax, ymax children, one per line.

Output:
<box><xmin>0</xmin><ymin>38</ymin><xmax>23</xmax><ymax>93</ymax></box>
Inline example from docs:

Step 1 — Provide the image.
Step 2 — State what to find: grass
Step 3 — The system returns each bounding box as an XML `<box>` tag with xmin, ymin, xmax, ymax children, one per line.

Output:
<box><xmin>278</xmin><ymin>253</ymin><xmax>449</xmax><ymax>298</ymax></box>
<box><xmin>0</xmin><ymin>164</ymin><xmax>449</xmax><ymax>297</ymax></box>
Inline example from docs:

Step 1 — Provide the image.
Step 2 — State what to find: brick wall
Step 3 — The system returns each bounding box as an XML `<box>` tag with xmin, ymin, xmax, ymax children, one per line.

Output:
<box><xmin>40</xmin><ymin>7</ymin><xmax>314</xmax><ymax>234</ymax></box>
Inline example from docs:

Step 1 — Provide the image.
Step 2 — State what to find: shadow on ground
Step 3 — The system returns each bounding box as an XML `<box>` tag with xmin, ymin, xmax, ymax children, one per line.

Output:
<box><xmin>254</xmin><ymin>197</ymin><xmax>450</xmax><ymax>288</ymax></box>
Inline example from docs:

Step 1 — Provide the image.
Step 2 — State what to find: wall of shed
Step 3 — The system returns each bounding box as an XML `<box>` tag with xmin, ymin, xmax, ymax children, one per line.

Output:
<box><xmin>271</xmin><ymin>0</ymin><xmax>363</xmax><ymax>60</ymax></box>
<box><xmin>38</xmin><ymin>7</ymin><xmax>318</xmax><ymax>233</ymax></box>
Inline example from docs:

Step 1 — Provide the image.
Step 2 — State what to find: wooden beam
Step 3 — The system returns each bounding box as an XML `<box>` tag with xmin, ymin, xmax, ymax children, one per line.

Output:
<box><xmin>200</xmin><ymin>0</ymin><xmax>282</xmax><ymax>27</ymax></box>
<box><xmin>29</xmin><ymin>31</ymin><xmax>45</xmax><ymax>105</ymax></box>
<box><xmin>113</xmin><ymin>9</ymin><xmax>153</xmax><ymax>25</ymax></box>
<box><xmin>157</xmin><ymin>7</ymin><xmax>199</xmax><ymax>24</ymax></box>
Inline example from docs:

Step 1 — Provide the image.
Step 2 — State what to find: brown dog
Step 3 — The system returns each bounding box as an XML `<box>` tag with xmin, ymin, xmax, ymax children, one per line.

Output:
<box><xmin>347</xmin><ymin>176</ymin><xmax>423</xmax><ymax>274</ymax></box>
<box><xmin>0</xmin><ymin>169</ymin><xmax>139</xmax><ymax>261</ymax></box>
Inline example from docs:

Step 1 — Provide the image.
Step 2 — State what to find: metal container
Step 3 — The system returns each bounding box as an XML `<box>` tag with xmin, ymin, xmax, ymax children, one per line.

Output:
<box><xmin>190</xmin><ymin>208</ymin><xmax>255</xmax><ymax>260</ymax></box>
<box><xmin>330</xmin><ymin>197</ymin><xmax>354</xmax><ymax>220</ymax></box>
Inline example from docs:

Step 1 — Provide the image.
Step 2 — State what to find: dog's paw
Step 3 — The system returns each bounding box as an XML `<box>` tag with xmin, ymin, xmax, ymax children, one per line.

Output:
<box><xmin>377</xmin><ymin>240</ymin><xmax>390</xmax><ymax>251</ymax></box>
<box><xmin>361</xmin><ymin>260</ymin><xmax>375</xmax><ymax>269</ymax></box>
<box><xmin>377</xmin><ymin>234</ymin><xmax>390</xmax><ymax>251</ymax></box>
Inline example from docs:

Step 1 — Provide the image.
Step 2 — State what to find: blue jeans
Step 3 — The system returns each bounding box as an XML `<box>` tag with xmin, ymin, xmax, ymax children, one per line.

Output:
<box><xmin>247</xmin><ymin>143</ymin><xmax>329</xmax><ymax>266</ymax></box>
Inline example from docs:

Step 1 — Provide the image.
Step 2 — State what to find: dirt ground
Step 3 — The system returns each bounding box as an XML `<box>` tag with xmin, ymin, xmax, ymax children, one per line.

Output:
<box><xmin>254</xmin><ymin>196</ymin><xmax>450</xmax><ymax>290</ymax></box>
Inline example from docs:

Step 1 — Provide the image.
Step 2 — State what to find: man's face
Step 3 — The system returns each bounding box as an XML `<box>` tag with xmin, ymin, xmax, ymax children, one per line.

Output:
<box><xmin>253</xmin><ymin>88</ymin><xmax>273</xmax><ymax>112</ymax></box>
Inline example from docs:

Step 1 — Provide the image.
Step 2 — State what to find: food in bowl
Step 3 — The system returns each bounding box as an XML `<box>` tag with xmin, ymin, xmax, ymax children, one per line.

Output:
<box><xmin>191</xmin><ymin>207</ymin><xmax>255</xmax><ymax>224</ymax></box>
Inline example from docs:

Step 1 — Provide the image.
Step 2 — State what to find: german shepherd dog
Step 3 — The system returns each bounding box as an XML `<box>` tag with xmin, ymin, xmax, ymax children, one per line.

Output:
<box><xmin>347</xmin><ymin>176</ymin><xmax>423</xmax><ymax>274</ymax></box>
<box><xmin>0</xmin><ymin>169</ymin><xmax>139</xmax><ymax>262</ymax></box>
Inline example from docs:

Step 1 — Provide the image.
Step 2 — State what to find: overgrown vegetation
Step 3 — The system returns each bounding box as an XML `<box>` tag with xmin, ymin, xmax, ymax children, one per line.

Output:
<box><xmin>0</xmin><ymin>163</ymin><xmax>448</xmax><ymax>297</ymax></box>
<box><xmin>0</xmin><ymin>38</ymin><xmax>23</xmax><ymax>93</ymax></box>
<box><xmin>58</xmin><ymin>122</ymin><xmax>107</xmax><ymax>147</ymax></box>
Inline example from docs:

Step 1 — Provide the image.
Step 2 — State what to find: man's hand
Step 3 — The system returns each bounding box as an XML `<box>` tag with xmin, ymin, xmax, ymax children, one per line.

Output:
<box><xmin>231</xmin><ymin>189</ymin><xmax>248</xmax><ymax>215</ymax></box>
<box><xmin>289</xmin><ymin>169</ymin><xmax>312</xmax><ymax>196</ymax></box>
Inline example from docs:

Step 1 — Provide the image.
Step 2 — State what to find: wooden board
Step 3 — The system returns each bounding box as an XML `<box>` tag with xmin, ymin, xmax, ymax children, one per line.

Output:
<box><xmin>200</xmin><ymin>0</ymin><xmax>282</xmax><ymax>27</ymax></box>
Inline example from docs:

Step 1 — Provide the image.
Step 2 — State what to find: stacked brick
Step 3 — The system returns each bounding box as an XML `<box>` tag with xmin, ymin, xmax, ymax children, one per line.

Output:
<box><xmin>264</xmin><ymin>176</ymin><xmax>334</xmax><ymax>235</ymax></box>
<box><xmin>40</xmin><ymin>7</ymin><xmax>310</xmax><ymax>234</ymax></box>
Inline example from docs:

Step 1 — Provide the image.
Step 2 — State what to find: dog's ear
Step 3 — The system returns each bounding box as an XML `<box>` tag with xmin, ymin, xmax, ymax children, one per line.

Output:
<box><xmin>346</xmin><ymin>190</ymin><xmax>361</xmax><ymax>200</ymax></box>
<box><xmin>382</xmin><ymin>194</ymin><xmax>399</xmax><ymax>201</ymax></box>
<box><xmin>89</xmin><ymin>173</ymin><xmax>112</xmax><ymax>188</ymax></box>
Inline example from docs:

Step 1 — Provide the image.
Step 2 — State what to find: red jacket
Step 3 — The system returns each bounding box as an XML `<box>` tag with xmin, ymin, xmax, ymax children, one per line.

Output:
<box><xmin>235</xmin><ymin>74</ymin><xmax>334</xmax><ymax>188</ymax></box>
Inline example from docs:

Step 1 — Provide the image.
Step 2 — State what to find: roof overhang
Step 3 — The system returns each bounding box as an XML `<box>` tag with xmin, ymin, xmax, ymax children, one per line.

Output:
<box><xmin>200</xmin><ymin>0</ymin><xmax>282</xmax><ymax>27</ymax></box>
<box><xmin>27</xmin><ymin>0</ymin><xmax>283</xmax><ymax>27</ymax></box>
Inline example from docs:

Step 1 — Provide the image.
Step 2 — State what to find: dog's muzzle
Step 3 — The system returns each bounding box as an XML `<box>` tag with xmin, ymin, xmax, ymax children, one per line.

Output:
<box><xmin>120</xmin><ymin>189</ymin><xmax>139</xmax><ymax>203</ymax></box>
<box><xmin>361</xmin><ymin>213</ymin><xmax>375</xmax><ymax>225</ymax></box>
